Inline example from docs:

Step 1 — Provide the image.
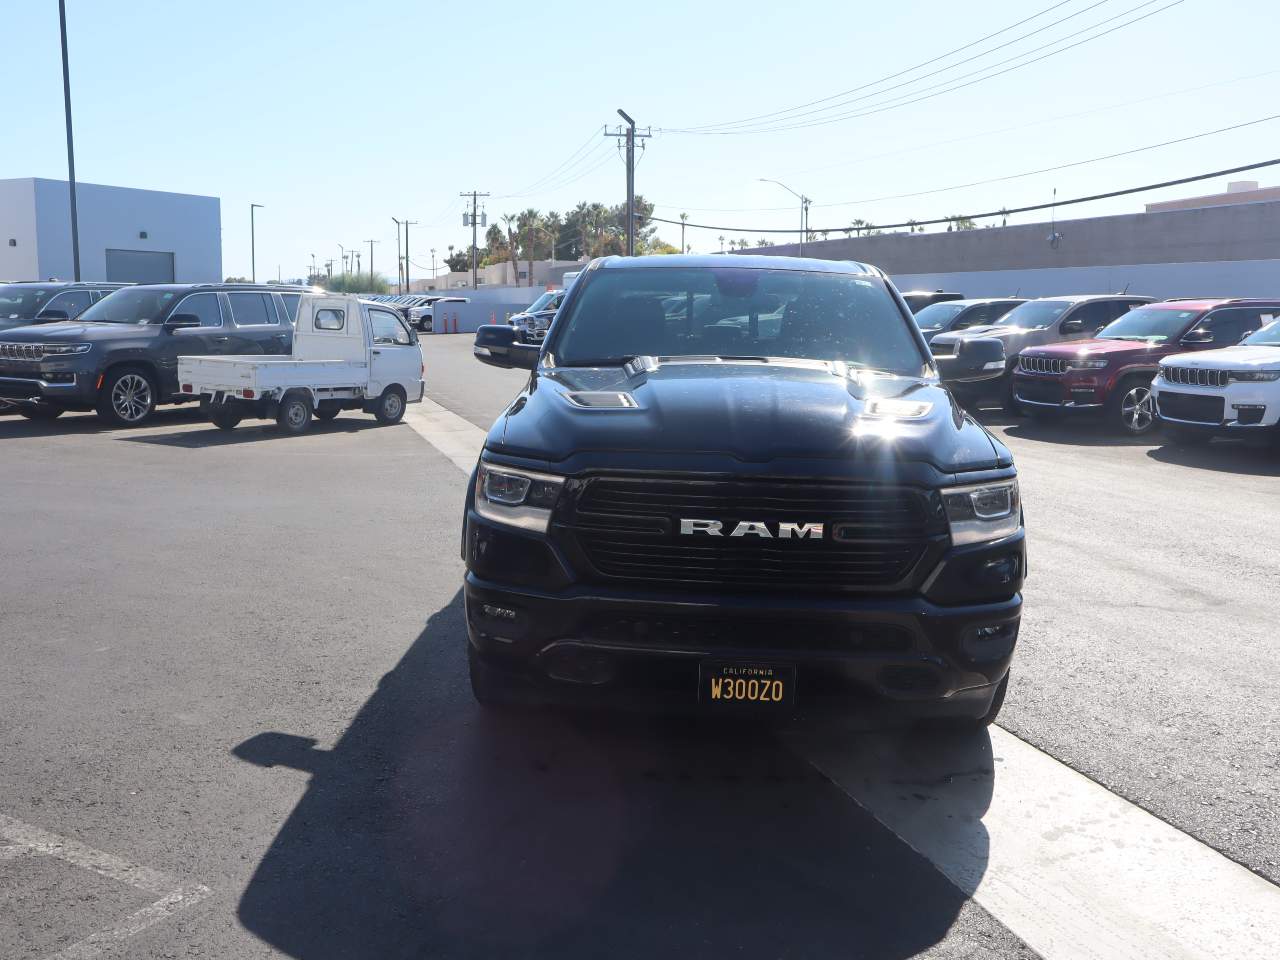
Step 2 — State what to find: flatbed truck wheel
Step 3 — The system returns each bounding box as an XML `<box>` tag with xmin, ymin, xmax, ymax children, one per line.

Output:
<box><xmin>276</xmin><ymin>393</ymin><xmax>312</xmax><ymax>435</ymax></box>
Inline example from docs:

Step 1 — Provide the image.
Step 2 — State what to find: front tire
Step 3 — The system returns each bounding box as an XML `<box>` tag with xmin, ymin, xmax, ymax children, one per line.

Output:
<box><xmin>373</xmin><ymin>386</ymin><xmax>406</xmax><ymax>425</ymax></box>
<box><xmin>275</xmin><ymin>393</ymin><xmax>312</xmax><ymax>434</ymax></box>
<box><xmin>19</xmin><ymin>404</ymin><xmax>64</xmax><ymax>421</ymax></box>
<box><xmin>1109</xmin><ymin>378</ymin><xmax>1156</xmax><ymax>436</ymax></box>
<box><xmin>96</xmin><ymin>367</ymin><xmax>157</xmax><ymax>426</ymax></box>
<box><xmin>1166</xmin><ymin>425</ymin><xmax>1210</xmax><ymax>446</ymax></box>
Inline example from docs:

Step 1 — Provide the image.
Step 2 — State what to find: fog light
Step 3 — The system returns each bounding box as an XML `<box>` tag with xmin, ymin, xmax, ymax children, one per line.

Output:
<box><xmin>1232</xmin><ymin>403</ymin><xmax>1265</xmax><ymax>425</ymax></box>
<box><xmin>482</xmin><ymin>604</ymin><xmax>517</xmax><ymax>621</ymax></box>
<box><xmin>961</xmin><ymin>622</ymin><xmax>1019</xmax><ymax>662</ymax></box>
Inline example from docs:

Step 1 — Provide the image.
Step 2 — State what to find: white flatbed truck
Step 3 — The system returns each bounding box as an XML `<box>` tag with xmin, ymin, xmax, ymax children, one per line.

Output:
<box><xmin>178</xmin><ymin>293</ymin><xmax>424</xmax><ymax>433</ymax></box>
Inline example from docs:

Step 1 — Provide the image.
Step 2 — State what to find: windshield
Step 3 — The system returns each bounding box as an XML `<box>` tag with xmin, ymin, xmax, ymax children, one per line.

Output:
<box><xmin>550</xmin><ymin>267</ymin><xmax>927</xmax><ymax>374</ymax></box>
<box><xmin>1098</xmin><ymin>306</ymin><xmax>1199</xmax><ymax>343</ymax></box>
<box><xmin>913</xmin><ymin>302</ymin><xmax>968</xmax><ymax>331</ymax></box>
<box><xmin>526</xmin><ymin>292</ymin><xmax>556</xmax><ymax>313</ymax></box>
<box><xmin>1243</xmin><ymin>320</ymin><xmax>1280</xmax><ymax>347</ymax></box>
<box><xmin>75</xmin><ymin>287</ymin><xmax>179</xmax><ymax>324</ymax></box>
<box><xmin>0</xmin><ymin>284</ymin><xmax>56</xmax><ymax>320</ymax></box>
<box><xmin>994</xmin><ymin>299</ymin><xmax>1071</xmax><ymax>329</ymax></box>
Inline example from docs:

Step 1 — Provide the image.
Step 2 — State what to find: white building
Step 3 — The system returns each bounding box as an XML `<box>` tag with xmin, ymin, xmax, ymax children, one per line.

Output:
<box><xmin>0</xmin><ymin>178</ymin><xmax>221</xmax><ymax>283</ymax></box>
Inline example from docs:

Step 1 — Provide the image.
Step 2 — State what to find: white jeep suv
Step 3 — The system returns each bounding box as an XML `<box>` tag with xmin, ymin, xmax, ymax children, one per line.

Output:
<box><xmin>1152</xmin><ymin>319</ymin><xmax>1280</xmax><ymax>444</ymax></box>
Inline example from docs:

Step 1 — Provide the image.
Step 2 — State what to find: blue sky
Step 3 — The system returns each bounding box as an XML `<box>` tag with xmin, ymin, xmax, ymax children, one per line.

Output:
<box><xmin>4</xmin><ymin>0</ymin><xmax>1278</xmax><ymax>279</ymax></box>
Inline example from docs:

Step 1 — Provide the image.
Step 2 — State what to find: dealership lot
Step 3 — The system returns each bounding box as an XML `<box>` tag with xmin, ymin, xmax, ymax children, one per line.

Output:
<box><xmin>1</xmin><ymin>337</ymin><xmax>1278</xmax><ymax>958</ymax></box>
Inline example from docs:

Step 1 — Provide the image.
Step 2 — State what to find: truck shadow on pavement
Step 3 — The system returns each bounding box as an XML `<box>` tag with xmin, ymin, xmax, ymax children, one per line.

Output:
<box><xmin>1146</xmin><ymin>439</ymin><xmax>1280</xmax><ymax>477</ymax></box>
<box><xmin>0</xmin><ymin>406</ymin><xmax>206</xmax><ymax>438</ymax></box>
<box><xmin>232</xmin><ymin>594</ymin><xmax>997</xmax><ymax>960</ymax></box>
<box><xmin>120</xmin><ymin>417</ymin><xmax>394</xmax><ymax>448</ymax></box>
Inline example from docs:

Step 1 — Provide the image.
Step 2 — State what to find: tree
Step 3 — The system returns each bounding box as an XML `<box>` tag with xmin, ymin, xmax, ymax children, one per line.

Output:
<box><xmin>947</xmin><ymin>215</ymin><xmax>977</xmax><ymax>231</ymax></box>
<box><xmin>500</xmin><ymin>213</ymin><xmax>519</xmax><ymax>278</ymax></box>
<box><xmin>444</xmin><ymin>247</ymin><xmax>470</xmax><ymax>273</ymax></box>
<box><xmin>516</xmin><ymin>209</ymin><xmax>544</xmax><ymax>286</ymax></box>
<box><xmin>224</xmin><ymin>276</ymin><xmax>249</xmax><ymax>282</ymax></box>
<box><xmin>756</xmin><ymin>238</ymin><xmax>769</xmax><ymax>247</ymax></box>
<box><xmin>324</xmin><ymin>272</ymin><xmax>388</xmax><ymax>294</ymax></box>
<box><xmin>647</xmin><ymin>238</ymin><xmax>679</xmax><ymax>255</ymax></box>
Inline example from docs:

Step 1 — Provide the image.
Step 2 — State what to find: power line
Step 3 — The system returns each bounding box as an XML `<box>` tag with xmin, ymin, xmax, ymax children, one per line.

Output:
<box><xmin>498</xmin><ymin>129</ymin><xmax>603</xmax><ymax>198</ymax></box>
<box><xmin>670</xmin><ymin>0</ymin><xmax>1098</xmax><ymax>134</ymax></box>
<box><xmin>643</xmin><ymin>157</ymin><xmax>1280</xmax><ymax>235</ymax></box>
<box><xmin>654</xmin><ymin>109</ymin><xmax>1280</xmax><ymax>215</ymax></box>
<box><xmin>667</xmin><ymin>0</ymin><xmax>1183</xmax><ymax>136</ymax></box>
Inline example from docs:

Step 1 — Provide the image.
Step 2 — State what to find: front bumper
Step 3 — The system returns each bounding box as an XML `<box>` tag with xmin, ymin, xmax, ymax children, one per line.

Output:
<box><xmin>1153</xmin><ymin>380</ymin><xmax>1280</xmax><ymax>432</ymax></box>
<box><xmin>0</xmin><ymin>364</ymin><xmax>97</xmax><ymax>407</ymax></box>
<box><xmin>1012</xmin><ymin>371</ymin><xmax>1107</xmax><ymax>410</ymax></box>
<box><xmin>464</xmin><ymin>510</ymin><xmax>1024</xmax><ymax>720</ymax></box>
<box><xmin>932</xmin><ymin>353</ymin><xmax>1007</xmax><ymax>383</ymax></box>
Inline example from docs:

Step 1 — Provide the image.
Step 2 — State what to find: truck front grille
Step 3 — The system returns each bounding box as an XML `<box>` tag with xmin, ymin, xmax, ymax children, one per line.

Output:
<box><xmin>1163</xmin><ymin>366</ymin><xmax>1229</xmax><ymax>388</ymax></box>
<box><xmin>1018</xmin><ymin>356</ymin><xmax>1067</xmax><ymax>374</ymax></box>
<box><xmin>563</xmin><ymin>476</ymin><xmax>944</xmax><ymax>592</ymax></box>
<box><xmin>1156</xmin><ymin>391</ymin><xmax>1224</xmax><ymax>424</ymax></box>
<box><xmin>0</xmin><ymin>342</ymin><xmax>44</xmax><ymax>361</ymax></box>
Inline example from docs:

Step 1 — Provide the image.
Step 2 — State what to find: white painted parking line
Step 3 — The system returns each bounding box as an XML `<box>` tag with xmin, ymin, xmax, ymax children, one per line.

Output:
<box><xmin>793</xmin><ymin>726</ymin><xmax>1280</xmax><ymax>960</ymax></box>
<box><xmin>0</xmin><ymin>813</ymin><xmax>211</xmax><ymax>960</ymax></box>
<box><xmin>405</xmin><ymin>396</ymin><xmax>486</xmax><ymax>473</ymax></box>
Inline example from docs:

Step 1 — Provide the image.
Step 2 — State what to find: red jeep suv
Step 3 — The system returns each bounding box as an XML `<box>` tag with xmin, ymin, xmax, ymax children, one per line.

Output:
<box><xmin>1013</xmin><ymin>299</ymin><xmax>1280</xmax><ymax>435</ymax></box>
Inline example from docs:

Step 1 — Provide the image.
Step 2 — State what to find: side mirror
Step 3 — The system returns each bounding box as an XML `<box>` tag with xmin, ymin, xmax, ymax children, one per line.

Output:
<box><xmin>1061</xmin><ymin>319</ymin><xmax>1084</xmax><ymax>333</ymax></box>
<box><xmin>166</xmin><ymin>313</ymin><xmax>201</xmax><ymax>330</ymax></box>
<box><xmin>37</xmin><ymin>309</ymin><xmax>69</xmax><ymax>322</ymax></box>
<box><xmin>1180</xmin><ymin>328</ymin><xmax>1213</xmax><ymax>345</ymax></box>
<box><xmin>474</xmin><ymin>324</ymin><xmax>538</xmax><ymax>370</ymax></box>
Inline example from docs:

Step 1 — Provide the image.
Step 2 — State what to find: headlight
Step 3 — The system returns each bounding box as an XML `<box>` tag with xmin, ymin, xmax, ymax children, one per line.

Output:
<box><xmin>474</xmin><ymin>462</ymin><xmax>565</xmax><ymax>533</ymax></box>
<box><xmin>942</xmin><ymin>479</ymin><xmax>1021</xmax><ymax>546</ymax></box>
<box><xmin>1229</xmin><ymin>370</ymin><xmax>1280</xmax><ymax>382</ymax></box>
<box><xmin>1065</xmin><ymin>358</ymin><xmax>1107</xmax><ymax>370</ymax></box>
<box><xmin>41</xmin><ymin>343</ymin><xmax>92</xmax><ymax>356</ymax></box>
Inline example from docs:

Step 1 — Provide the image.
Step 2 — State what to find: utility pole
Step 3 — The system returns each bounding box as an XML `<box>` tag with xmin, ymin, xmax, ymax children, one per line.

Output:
<box><xmin>391</xmin><ymin>218</ymin><xmax>404</xmax><ymax>294</ymax></box>
<box><xmin>459</xmin><ymin>191</ymin><xmax>489</xmax><ymax>290</ymax></box>
<box><xmin>605</xmin><ymin>110</ymin><xmax>651</xmax><ymax>256</ymax></box>
<box><xmin>310</xmin><ymin>253</ymin><xmax>317</xmax><ymax>280</ymax></box>
<box><xmin>324</xmin><ymin>259</ymin><xmax>334</xmax><ymax>284</ymax></box>
<box><xmin>679</xmin><ymin>213</ymin><xmax>688</xmax><ymax>255</ymax></box>
<box><xmin>338</xmin><ymin>244</ymin><xmax>347</xmax><ymax>282</ymax></box>
<box><xmin>758</xmin><ymin>179</ymin><xmax>810</xmax><ymax>257</ymax></box>
<box><xmin>365</xmin><ymin>239</ymin><xmax>378</xmax><ymax>289</ymax></box>
<box><xmin>402</xmin><ymin>219</ymin><xmax>418</xmax><ymax>293</ymax></box>
<box><xmin>57</xmin><ymin>0</ymin><xmax>81</xmax><ymax>281</ymax></box>
<box><xmin>430</xmin><ymin>248</ymin><xmax>436</xmax><ymax>284</ymax></box>
<box><xmin>250</xmin><ymin>204</ymin><xmax>264</xmax><ymax>282</ymax></box>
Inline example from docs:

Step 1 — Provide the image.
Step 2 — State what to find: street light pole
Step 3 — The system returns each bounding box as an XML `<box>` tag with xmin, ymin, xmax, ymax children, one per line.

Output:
<box><xmin>250</xmin><ymin>204</ymin><xmax>264</xmax><ymax>282</ymax></box>
<box><xmin>391</xmin><ymin>218</ymin><xmax>403</xmax><ymax>294</ymax></box>
<box><xmin>57</xmin><ymin>0</ymin><xmax>81</xmax><ymax>281</ymax></box>
<box><xmin>337</xmin><ymin>244</ymin><xmax>347</xmax><ymax>283</ymax></box>
<box><xmin>758</xmin><ymin>179</ymin><xmax>810</xmax><ymax>257</ymax></box>
<box><xmin>403</xmin><ymin>220</ymin><xmax>418</xmax><ymax>293</ymax></box>
<box><xmin>365</xmin><ymin>239</ymin><xmax>378</xmax><ymax>290</ymax></box>
<box><xmin>430</xmin><ymin>248</ymin><xmax>436</xmax><ymax>283</ymax></box>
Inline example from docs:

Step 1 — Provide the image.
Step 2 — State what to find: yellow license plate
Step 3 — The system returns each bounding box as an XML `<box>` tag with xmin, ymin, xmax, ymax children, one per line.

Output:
<box><xmin>700</xmin><ymin>662</ymin><xmax>795</xmax><ymax>708</ymax></box>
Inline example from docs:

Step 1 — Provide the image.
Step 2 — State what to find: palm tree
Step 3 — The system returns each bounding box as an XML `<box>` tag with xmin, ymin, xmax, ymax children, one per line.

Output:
<box><xmin>517</xmin><ymin>209</ymin><xmax>543</xmax><ymax>286</ymax></box>
<box><xmin>500</xmin><ymin>214</ymin><xmax>519</xmax><ymax>280</ymax></box>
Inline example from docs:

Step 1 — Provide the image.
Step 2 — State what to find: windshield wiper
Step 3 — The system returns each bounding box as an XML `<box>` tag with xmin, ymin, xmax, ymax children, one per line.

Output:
<box><xmin>1101</xmin><ymin>335</ymin><xmax>1159</xmax><ymax>342</ymax></box>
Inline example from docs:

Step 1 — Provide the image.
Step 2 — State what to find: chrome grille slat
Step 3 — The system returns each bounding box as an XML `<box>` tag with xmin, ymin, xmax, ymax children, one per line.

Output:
<box><xmin>0</xmin><ymin>342</ymin><xmax>45</xmax><ymax>362</ymax></box>
<box><xmin>1018</xmin><ymin>356</ymin><xmax>1067</xmax><ymax>375</ymax></box>
<box><xmin>1164</xmin><ymin>366</ymin><xmax>1228</xmax><ymax>388</ymax></box>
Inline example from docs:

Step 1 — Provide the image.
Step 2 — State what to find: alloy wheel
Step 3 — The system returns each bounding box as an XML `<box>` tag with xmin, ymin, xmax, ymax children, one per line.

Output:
<box><xmin>1121</xmin><ymin>385</ymin><xmax>1154</xmax><ymax>434</ymax></box>
<box><xmin>111</xmin><ymin>374</ymin><xmax>153</xmax><ymax>423</ymax></box>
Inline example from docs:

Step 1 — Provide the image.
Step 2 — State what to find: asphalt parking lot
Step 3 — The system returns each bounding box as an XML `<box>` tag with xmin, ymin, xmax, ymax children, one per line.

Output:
<box><xmin>1</xmin><ymin>336</ymin><xmax>1277</xmax><ymax>958</ymax></box>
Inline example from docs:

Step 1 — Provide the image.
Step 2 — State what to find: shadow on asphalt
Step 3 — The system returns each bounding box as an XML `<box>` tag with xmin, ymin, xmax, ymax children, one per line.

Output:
<box><xmin>0</xmin><ymin>406</ymin><xmax>206</xmax><ymax>439</ymax></box>
<box><xmin>1146</xmin><ymin>438</ymin><xmax>1280</xmax><ymax>476</ymax></box>
<box><xmin>232</xmin><ymin>593</ymin><xmax>994</xmax><ymax>959</ymax></box>
<box><xmin>119</xmin><ymin>416</ymin><xmax>394</xmax><ymax>447</ymax></box>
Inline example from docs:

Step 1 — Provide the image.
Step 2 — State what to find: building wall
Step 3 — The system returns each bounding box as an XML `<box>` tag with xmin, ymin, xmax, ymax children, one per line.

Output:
<box><xmin>423</xmin><ymin>259</ymin><xmax>584</xmax><ymax>292</ymax></box>
<box><xmin>0</xmin><ymin>178</ymin><xmax>221</xmax><ymax>283</ymax></box>
<box><xmin>732</xmin><ymin>200</ymin><xmax>1280</xmax><ymax>300</ymax></box>
<box><xmin>424</xmin><ymin>286</ymin><xmax>545</xmax><ymax>334</ymax></box>
<box><xmin>0</xmin><ymin>180</ymin><xmax>39</xmax><ymax>280</ymax></box>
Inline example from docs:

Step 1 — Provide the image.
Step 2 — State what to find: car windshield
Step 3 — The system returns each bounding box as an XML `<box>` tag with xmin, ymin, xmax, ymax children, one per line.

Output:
<box><xmin>1098</xmin><ymin>306</ymin><xmax>1200</xmax><ymax>343</ymax></box>
<box><xmin>913</xmin><ymin>302</ymin><xmax>969</xmax><ymax>330</ymax></box>
<box><xmin>549</xmin><ymin>267</ymin><xmax>928</xmax><ymax>374</ymax></box>
<box><xmin>0</xmin><ymin>284</ymin><xmax>57</xmax><ymax>319</ymax></box>
<box><xmin>75</xmin><ymin>287</ymin><xmax>180</xmax><ymax>324</ymax></box>
<box><xmin>1243</xmin><ymin>320</ymin><xmax>1280</xmax><ymax>347</ymax></box>
<box><xmin>993</xmin><ymin>299</ymin><xmax>1071</xmax><ymax>329</ymax></box>
<box><xmin>526</xmin><ymin>292</ymin><xmax>556</xmax><ymax>313</ymax></box>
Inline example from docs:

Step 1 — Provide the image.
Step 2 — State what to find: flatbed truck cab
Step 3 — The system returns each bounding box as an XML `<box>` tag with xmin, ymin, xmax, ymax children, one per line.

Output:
<box><xmin>463</xmin><ymin>255</ymin><xmax>1025</xmax><ymax>726</ymax></box>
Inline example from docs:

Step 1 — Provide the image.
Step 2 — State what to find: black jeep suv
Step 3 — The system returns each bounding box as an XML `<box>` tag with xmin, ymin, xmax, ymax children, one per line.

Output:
<box><xmin>0</xmin><ymin>283</ymin><xmax>307</xmax><ymax>425</ymax></box>
<box><xmin>0</xmin><ymin>281</ymin><xmax>127</xmax><ymax>332</ymax></box>
<box><xmin>463</xmin><ymin>255</ymin><xmax>1025</xmax><ymax>726</ymax></box>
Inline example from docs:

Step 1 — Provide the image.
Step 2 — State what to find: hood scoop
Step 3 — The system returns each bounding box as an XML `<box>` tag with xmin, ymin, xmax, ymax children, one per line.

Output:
<box><xmin>562</xmin><ymin>390</ymin><xmax>639</xmax><ymax>409</ymax></box>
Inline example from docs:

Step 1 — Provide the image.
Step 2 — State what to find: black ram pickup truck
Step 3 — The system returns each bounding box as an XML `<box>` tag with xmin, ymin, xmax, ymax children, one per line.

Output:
<box><xmin>464</xmin><ymin>255</ymin><xmax>1024</xmax><ymax>726</ymax></box>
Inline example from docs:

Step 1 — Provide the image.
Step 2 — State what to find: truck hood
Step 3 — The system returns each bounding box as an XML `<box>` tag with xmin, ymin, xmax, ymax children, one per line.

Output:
<box><xmin>931</xmin><ymin>325</ymin><xmax>1032</xmax><ymax>346</ymax></box>
<box><xmin>0</xmin><ymin>321</ymin><xmax>156</xmax><ymax>343</ymax></box>
<box><xmin>1162</xmin><ymin>345</ymin><xmax>1280</xmax><ymax>370</ymax></box>
<box><xmin>1022</xmin><ymin>338</ymin><xmax>1169</xmax><ymax>361</ymax></box>
<box><xmin>490</xmin><ymin>358</ymin><xmax>1006</xmax><ymax>473</ymax></box>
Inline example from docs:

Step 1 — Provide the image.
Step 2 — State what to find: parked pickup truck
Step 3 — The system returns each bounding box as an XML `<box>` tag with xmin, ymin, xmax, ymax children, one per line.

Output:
<box><xmin>179</xmin><ymin>293</ymin><xmax>424</xmax><ymax>433</ymax></box>
<box><xmin>463</xmin><ymin>254</ymin><xmax>1025</xmax><ymax>728</ymax></box>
